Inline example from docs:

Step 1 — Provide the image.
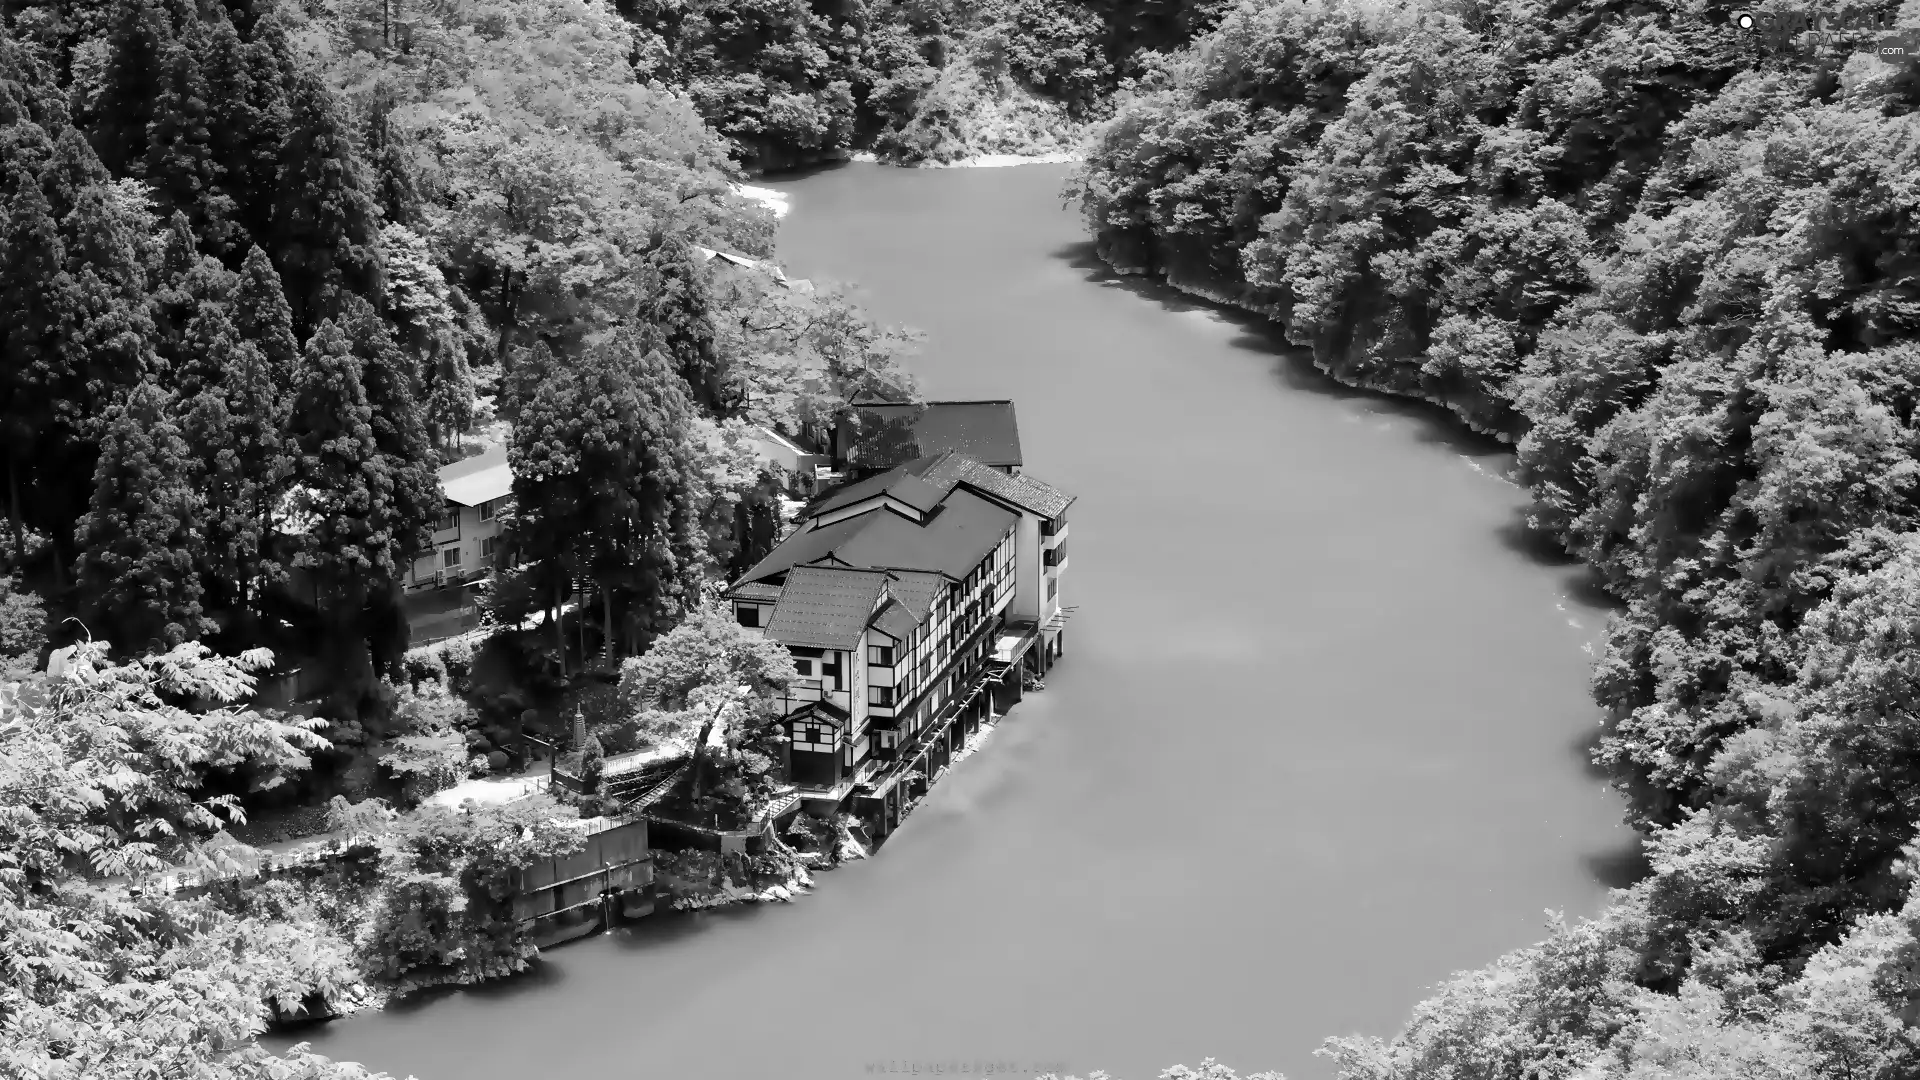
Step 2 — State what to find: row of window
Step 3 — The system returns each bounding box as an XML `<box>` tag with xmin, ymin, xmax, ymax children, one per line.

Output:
<box><xmin>430</xmin><ymin>536</ymin><xmax>500</xmax><ymax>569</ymax></box>
<box><xmin>436</xmin><ymin>499</ymin><xmax>508</xmax><ymax>533</ymax></box>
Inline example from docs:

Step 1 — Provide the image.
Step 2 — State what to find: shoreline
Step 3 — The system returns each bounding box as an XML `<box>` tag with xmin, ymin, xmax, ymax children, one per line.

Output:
<box><xmin>290</xmin><ymin>715</ymin><xmax>1016</xmax><ymax>1028</ymax></box>
<box><xmin>847</xmin><ymin>150</ymin><xmax>1083</xmax><ymax>169</ymax></box>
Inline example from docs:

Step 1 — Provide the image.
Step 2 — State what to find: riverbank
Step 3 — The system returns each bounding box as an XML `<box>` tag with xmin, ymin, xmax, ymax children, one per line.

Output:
<box><xmin>850</xmin><ymin>150</ymin><xmax>1084</xmax><ymax>169</ymax></box>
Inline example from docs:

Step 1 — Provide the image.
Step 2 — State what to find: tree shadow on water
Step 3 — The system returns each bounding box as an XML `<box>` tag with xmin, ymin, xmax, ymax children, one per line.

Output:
<box><xmin>1585</xmin><ymin>836</ymin><xmax>1652</xmax><ymax>890</ymax></box>
<box><xmin>756</xmin><ymin>158</ymin><xmax>853</xmax><ymax>181</ymax></box>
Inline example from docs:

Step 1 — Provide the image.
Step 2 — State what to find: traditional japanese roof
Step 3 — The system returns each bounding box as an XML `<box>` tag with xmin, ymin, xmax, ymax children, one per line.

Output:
<box><xmin>840</xmin><ymin>401</ymin><xmax>1023</xmax><ymax>470</ymax></box>
<box><xmin>763</xmin><ymin>566</ymin><xmax>891</xmax><ymax>650</ymax></box>
<box><xmin>913</xmin><ymin>451</ymin><xmax>1075</xmax><ymax>520</ymax></box>
<box><xmin>868</xmin><ymin>597</ymin><xmax>920</xmax><ymax>641</ymax></box>
<box><xmin>790</xmin><ymin>698</ymin><xmax>849</xmax><ymax>726</ymax></box>
<box><xmin>730</xmin><ymin>581</ymin><xmax>783</xmax><ymax>602</ymax></box>
<box><xmin>811</xmin><ymin>466</ymin><xmax>948</xmax><ymax>518</ymax></box>
<box><xmin>737</xmin><ymin>485</ymin><xmax>1017</xmax><ymax>586</ymax></box>
<box><xmin>440</xmin><ymin>445</ymin><xmax>513</xmax><ymax>507</ymax></box>
<box><xmin>879</xmin><ymin>571</ymin><xmax>944</xmax><ymax>621</ymax></box>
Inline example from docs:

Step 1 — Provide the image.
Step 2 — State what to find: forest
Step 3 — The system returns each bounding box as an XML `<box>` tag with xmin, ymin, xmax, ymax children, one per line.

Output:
<box><xmin>0</xmin><ymin>0</ymin><xmax>915</xmax><ymax>1073</ymax></box>
<box><xmin>13</xmin><ymin>0</ymin><xmax>1920</xmax><ymax>1073</ymax></box>
<box><xmin>1070</xmin><ymin>0</ymin><xmax>1920</xmax><ymax>1076</ymax></box>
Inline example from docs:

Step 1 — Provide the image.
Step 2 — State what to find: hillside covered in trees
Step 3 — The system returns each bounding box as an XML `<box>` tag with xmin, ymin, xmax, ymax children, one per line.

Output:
<box><xmin>1070</xmin><ymin>0</ymin><xmax>1920</xmax><ymax>1075</ymax></box>
<box><xmin>0</xmin><ymin>0</ymin><xmax>922</xmax><ymax>1072</ymax></box>
<box><xmin>614</xmin><ymin>0</ymin><xmax>1232</xmax><ymax>167</ymax></box>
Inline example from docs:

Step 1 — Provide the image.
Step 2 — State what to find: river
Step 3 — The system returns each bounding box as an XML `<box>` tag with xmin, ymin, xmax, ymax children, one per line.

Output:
<box><xmin>284</xmin><ymin>163</ymin><xmax>1635</xmax><ymax>1080</ymax></box>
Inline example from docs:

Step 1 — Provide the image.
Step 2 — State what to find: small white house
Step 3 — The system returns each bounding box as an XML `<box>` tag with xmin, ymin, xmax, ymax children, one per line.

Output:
<box><xmin>409</xmin><ymin>446</ymin><xmax>513</xmax><ymax>590</ymax></box>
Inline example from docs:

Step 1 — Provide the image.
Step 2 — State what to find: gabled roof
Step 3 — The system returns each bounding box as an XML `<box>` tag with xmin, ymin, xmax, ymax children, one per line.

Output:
<box><xmin>763</xmin><ymin>566</ymin><xmax>890</xmax><ymax>650</ymax></box>
<box><xmin>914</xmin><ymin>452</ymin><xmax>1075</xmax><ymax>519</ymax></box>
<box><xmin>440</xmin><ymin>445</ymin><xmax>513</xmax><ymax>507</ymax></box>
<box><xmin>842</xmin><ymin>401</ymin><xmax>1023</xmax><ymax>470</ymax></box>
<box><xmin>868</xmin><ymin>598</ymin><xmax>920</xmax><ymax>642</ymax></box>
<box><xmin>737</xmin><ymin>485</ymin><xmax>1017</xmax><ymax>587</ymax></box>
<box><xmin>811</xmin><ymin>466</ymin><xmax>947</xmax><ymax>518</ymax></box>
<box><xmin>730</xmin><ymin>581</ymin><xmax>783</xmax><ymax>602</ymax></box>
<box><xmin>879</xmin><ymin>571</ymin><xmax>944</xmax><ymax>621</ymax></box>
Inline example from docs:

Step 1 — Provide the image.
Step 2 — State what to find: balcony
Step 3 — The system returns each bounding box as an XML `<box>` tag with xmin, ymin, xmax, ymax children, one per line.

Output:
<box><xmin>1042</xmin><ymin>521</ymin><xmax>1068</xmax><ymax>547</ymax></box>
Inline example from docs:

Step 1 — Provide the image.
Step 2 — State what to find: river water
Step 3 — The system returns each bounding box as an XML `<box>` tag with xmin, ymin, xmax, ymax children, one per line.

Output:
<box><xmin>287</xmin><ymin>163</ymin><xmax>1634</xmax><ymax>1080</ymax></box>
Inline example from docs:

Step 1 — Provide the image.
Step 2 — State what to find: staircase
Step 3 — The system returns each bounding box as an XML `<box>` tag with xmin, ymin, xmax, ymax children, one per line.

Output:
<box><xmin>623</xmin><ymin>763</ymin><xmax>691</xmax><ymax>810</ymax></box>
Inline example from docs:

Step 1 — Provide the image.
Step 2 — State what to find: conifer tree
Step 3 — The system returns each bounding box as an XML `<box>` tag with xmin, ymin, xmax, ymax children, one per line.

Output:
<box><xmin>173</xmin><ymin>301</ymin><xmax>289</xmax><ymax>635</ymax></box>
<box><xmin>146</xmin><ymin>20</ymin><xmax>238</xmax><ymax>248</ymax></box>
<box><xmin>382</xmin><ymin>223</ymin><xmax>474</xmax><ymax>447</ymax></box>
<box><xmin>45</xmin><ymin>126</ymin><xmax>113</xmax><ymax>223</ymax></box>
<box><xmin>640</xmin><ymin>237</ymin><xmax>728</xmax><ymax>414</ymax></box>
<box><xmin>234</xmin><ymin>244</ymin><xmax>301</xmax><ymax>384</ymax></box>
<box><xmin>289</xmin><ymin>318</ymin><xmax>403</xmax><ymax>714</ymax></box>
<box><xmin>508</xmin><ymin>332</ymin><xmax>702</xmax><ymax>660</ymax></box>
<box><xmin>339</xmin><ymin>294</ymin><xmax>439</xmax><ymax>673</ymax></box>
<box><xmin>270</xmin><ymin>71</ymin><xmax>382</xmax><ymax>334</ymax></box>
<box><xmin>208</xmin><ymin>12</ymin><xmax>293</xmax><ymax>248</ymax></box>
<box><xmin>151</xmin><ymin>210</ymin><xmax>239</xmax><ymax>377</ymax></box>
<box><xmin>75</xmin><ymin>379</ymin><xmax>208</xmax><ymax>654</ymax></box>
<box><xmin>89</xmin><ymin>0</ymin><xmax>174</xmax><ymax>178</ymax></box>
<box><xmin>0</xmin><ymin>166</ymin><xmax>70</xmax><ymax>568</ymax></box>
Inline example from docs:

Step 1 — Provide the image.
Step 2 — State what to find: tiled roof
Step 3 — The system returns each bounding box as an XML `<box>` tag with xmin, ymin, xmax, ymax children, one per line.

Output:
<box><xmin>763</xmin><ymin>566</ymin><xmax>890</xmax><ymax>650</ymax></box>
<box><xmin>740</xmin><ymin>486</ymin><xmax>1017</xmax><ymax>587</ymax></box>
<box><xmin>869</xmin><ymin>598</ymin><xmax>920</xmax><ymax>642</ymax></box>
<box><xmin>914</xmin><ymin>452</ymin><xmax>1075</xmax><ymax>519</ymax></box>
<box><xmin>880</xmin><ymin>571</ymin><xmax>944</xmax><ymax>621</ymax></box>
<box><xmin>811</xmin><ymin>463</ymin><xmax>947</xmax><ymax>518</ymax></box>
<box><xmin>841</xmin><ymin>401</ymin><xmax>1023</xmax><ymax>469</ymax></box>
<box><xmin>729</xmin><ymin>581</ymin><xmax>782</xmax><ymax>601</ymax></box>
<box><xmin>440</xmin><ymin>445</ymin><xmax>513</xmax><ymax>507</ymax></box>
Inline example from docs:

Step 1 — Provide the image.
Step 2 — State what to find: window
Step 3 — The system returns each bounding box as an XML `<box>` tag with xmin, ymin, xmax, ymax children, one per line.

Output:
<box><xmin>805</xmin><ymin>725</ymin><xmax>823</xmax><ymax>744</ymax></box>
<box><xmin>868</xmin><ymin>685</ymin><xmax>895</xmax><ymax>707</ymax></box>
<box><xmin>795</xmin><ymin>659</ymin><xmax>813</xmax><ymax>676</ymax></box>
<box><xmin>867</xmin><ymin>644</ymin><xmax>894</xmax><ymax>667</ymax></box>
<box><xmin>442</xmin><ymin>546</ymin><xmax>462</xmax><ymax>568</ymax></box>
<box><xmin>1047</xmin><ymin>578</ymin><xmax>1058</xmax><ymax>601</ymax></box>
<box><xmin>736</xmin><ymin>605</ymin><xmax>760</xmax><ymax>628</ymax></box>
<box><xmin>1041</xmin><ymin>517</ymin><xmax>1057</xmax><ymax>538</ymax></box>
<box><xmin>481</xmin><ymin>536</ymin><xmax>497</xmax><ymax>559</ymax></box>
<box><xmin>435</xmin><ymin>509</ymin><xmax>459</xmax><ymax>533</ymax></box>
<box><xmin>479</xmin><ymin>499</ymin><xmax>496</xmax><ymax>521</ymax></box>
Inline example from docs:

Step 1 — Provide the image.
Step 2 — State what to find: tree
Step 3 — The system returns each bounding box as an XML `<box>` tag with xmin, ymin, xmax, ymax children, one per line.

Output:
<box><xmin>87</xmin><ymin>0</ymin><xmax>173</xmax><ymax>178</ymax></box>
<box><xmin>506</xmin><ymin>333</ymin><xmax>705</xmax><ymax>666</ymax></box>
<box><xmin>0</xmin><ymin>574</ymin><xmax>47</xmax><ymax>676</ymax></box>
<box><xmin>269</xmin><ymin>70</ymin><xmax>381</xmax><ymax>334</ymax></box>
<box><xmin>381</xmin><ymin>223</ymin><xmax>473</xmax><ymax>447</ymax></box>
<box><xmin>75</xmin><ymin>379</ymin><xmax>209</xmax><ymax>654</ymax></box>
<box><xmin>639</xmin><ymin>236</ymin><xmax>727</xmax><ymax>414</ymax></box>
<box><xmin>615</xmin><ymin>602</ymin><xmax>797</xmax><ymax>805</ymax></box>
<box><xmin>146</xmin><ymin>18</ymin><xmax>239</xmax><ymax>248</ymax></box>
<box><xmin>0</xmin><ymin>163</ymin><xmax>71</xmax><ymax>568</ymax></box>
<box><xmin>0</xmin><ymin>638</ymin><xmax>406</xmax><ymax>1080</ymax></box>
<box><xmin>286</xmin><ymin>319</ymin><xmax>395</xmax><ymax>716</ymax></box>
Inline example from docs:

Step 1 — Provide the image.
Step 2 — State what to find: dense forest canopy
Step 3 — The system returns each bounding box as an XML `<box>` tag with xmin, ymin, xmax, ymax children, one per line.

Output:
<box><xmin>1069</xmin><ymin>0</ymin><xmax>1920</xmax><ymax>1075</ymax></box>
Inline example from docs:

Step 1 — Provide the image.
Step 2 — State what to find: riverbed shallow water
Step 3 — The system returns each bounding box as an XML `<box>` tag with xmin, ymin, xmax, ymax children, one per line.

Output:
<box><xmin>277</xmin><ymin>163</ymin><xmax>1636</xmax><ymax>1080</ymax></box>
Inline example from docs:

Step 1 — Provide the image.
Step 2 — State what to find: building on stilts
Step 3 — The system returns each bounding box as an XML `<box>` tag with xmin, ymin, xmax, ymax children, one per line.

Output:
<box><xmin>723</xmin><ymin>449</ymin><xmax>1073</xmax><ymax>844</ymax></box>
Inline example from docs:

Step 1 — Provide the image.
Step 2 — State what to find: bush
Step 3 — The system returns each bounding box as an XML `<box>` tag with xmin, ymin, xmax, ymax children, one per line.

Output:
<box><xmin>403</xmin><ymin>650</ymin><xmax>448</xmax><ymax>690</ymax></box>
<box><xmin>380</xmin><ymin>731</ymin><xmax>467</xmax><ymax>809</ymax></box>
<box><xmin>441</xmin><ymin>637</ymin><xmax>475</xmax><ymax>689</ymax></box>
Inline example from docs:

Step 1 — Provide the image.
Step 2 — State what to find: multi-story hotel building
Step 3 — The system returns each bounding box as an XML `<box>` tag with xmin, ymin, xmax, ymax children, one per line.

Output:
<box><xmin>724</xmin><ymin>449</ymin><xmax>1073</xmax><ymax>839</ymax></box>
